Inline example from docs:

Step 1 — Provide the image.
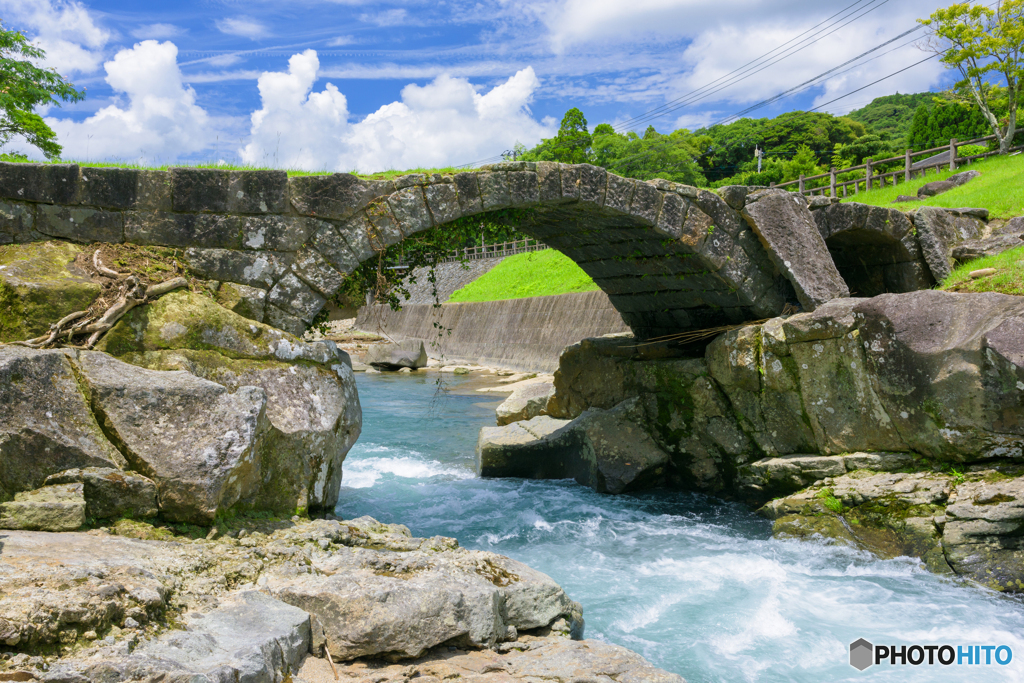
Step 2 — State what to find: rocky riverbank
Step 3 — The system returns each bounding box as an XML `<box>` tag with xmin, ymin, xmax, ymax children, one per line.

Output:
<box><xmin>0</xmin><ymin>516</ymin><xmax>680</xmax><ymax>682</ymax></box>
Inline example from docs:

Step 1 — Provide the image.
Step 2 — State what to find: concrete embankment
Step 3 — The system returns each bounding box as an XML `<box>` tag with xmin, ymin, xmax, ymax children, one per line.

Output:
<box><xmin>355</xmin><ymin>290</ymin><xmax>629</xmax><ymax>373</ymax></box>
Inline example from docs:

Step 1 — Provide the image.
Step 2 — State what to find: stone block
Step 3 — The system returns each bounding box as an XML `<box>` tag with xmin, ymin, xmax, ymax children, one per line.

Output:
<box><xmin>215</xmin><ymin>282</ymin><xmax>268</xmax><ymax>322</ymax></box>
<box><xmin>479</xmin><ymin>172</ymin><xmax>512</xmax><ymax>210</ymax></box>
<box><xmin>509</xmin><ymin>171</ymin><xmax>540</xmax><ymax>207</ymax></box>
<box><xmin>310</xmin><ymin>223</ymin><xmax>361</xmax><ymax>274</ymax></box>
<box><xmin>185</xmin><ymin>247</ymin><xmax>291</xmax><ymax>288</ymax></box>
<box><xmin>0</xmin><ymin>162</ymin><xmax>78</xmax><ymax>204</ymax></box>
<box><xmin>289</xmin><ymin>173</ymin><xmax>392</xmax><ymax>220</ymax></box>
<box><xmin>366</xmin><ymin>204</ymin><xmax>404</xmax><ymax>248</ymax></box>
<box><xmin>0</xmin><ymin>483</ymin><xmax>85</xmax><ymax>531</ymax></box>
<box><xmin>388</xmin><ymin>186</ymin><xmax>434</xmax><ymax>235</ymax></box>
<box><xmin>171</xmin><ymin>167</ymin><xmax>231</xmax><ymax>213</ymax></box>
<box><xmin>365</xmin><ymin>339</ymin><xmax>428</xmax><ymax>369</ymax></box>
<box><xmin>268</xmin><ymin>273</ymin><xmax>326</xmax><ymax>322</ymax></box>
<box><xmin>240</xmin><ymin>215</ymin><xmax>318</xmax><ymax>251</ymax></box>
<box><xmin>0</xmin><ymin>201</ymin><xmax>37</xmax><ymax>244</ymax></box>
<box><xmin>693</xmin><ymin>189</ymin><xmax>745</xmax><ymax>237</ymax></box>
<box><xmin>290</xmin><ymin>247</ymin><xmax>344</xmax><ymax>296</ymax></box>
<box><xmin>335</xmin><ymin>215</ymin><xmax>377</xmax><ymax>261</ymax></box>
<box><xmin>36</xmin><ymin>204</ymin><xmax>124</xmax><ymax>243</ymax></box>
<box><xmin>265</xmin><ymin>304</ymin><xmax>307</xmax><ymax>336</ymax></box>
<box><xmin>630</xmin><ymin>181</ymin><xmax>663</xmax><ymax>225</ymax></box>
<box><xmin>536</xmin><ymin>162</ymin><xmax>562</xmax><ymax>203</ymax></box>
<box><xmin>227</xmin><ymin>170</ymin><xmax>288</xmax><ymax>214</ymax></box>
<box><xmin>125</xmin><ymin>212</ymin><xmax>242</xmax><ymax>249</ymax></box>
<box><xmin>454</xmin><ymin>172</ymin><xmax>483</xmax><ymax>215</ymax></box>
<box><xmin>560</xmin><ymin>165</ymin><xmax>581</xmax><ymax>202</ymax></box>
<box><xmin>393</xmin><ymin>173</ymin><xmax>427</xmax><ymax>189</ymax></box>
<box><xmin>654</xmin><ymin>192</ymin><xmax>687</xmax><ymax>239</ymax></box>
<box><xmin>577</xmin><ymin>164</ymin><xmax>607</xmax><ymax>206</ymax></box>
<box><xmin>603</xmin><ymin>174</ymin><xmax>635</xmax><ymax>213</ymax></box>
<box><xmin>424</xmin><ymin>182</ymin><xmax>461</xmax><ymax>225</ymax></box>
<box><xmin>76</xmin><ymin>167</ymin><xmax>172</xmax><ymax>211</ymax></box>
<box><xmin>44</xmin><ymin>467</ymin><xmax>158</xmax><ymax>520</ymax></box>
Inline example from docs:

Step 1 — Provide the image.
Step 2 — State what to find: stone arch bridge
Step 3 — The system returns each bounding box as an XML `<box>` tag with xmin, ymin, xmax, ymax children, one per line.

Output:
<box><xmin>0</xmin><ymin>161</ymin><xmax>983</xmax><ymax>339</ymax></box>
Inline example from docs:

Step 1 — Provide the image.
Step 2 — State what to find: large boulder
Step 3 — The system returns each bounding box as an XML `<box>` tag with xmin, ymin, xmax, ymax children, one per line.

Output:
<box><xmin>918</xmin><ymin>169</ymin><xmax>980</xmax><ymax>198</ymax></box>
<box><xmin>912</xmin><ymin>206</ymin><xmax>986</xmax><ymax>282</ymax></box>
<box><xmin>741</xmin><ymin>189</ymin><xmax>849</xmax><ymax>310</ymax></box>
<box><xmin>496</xmin><ymin>381</ymin><xmax>553</xmax><ymax>425</ymax></box>
<box><xmin>95</xmin><ymin>289</ymin><xmax>362</xmax><ymax>516</ymax></box>
<box><xmin>266</xmin><ymin>544</ymin><xmax>580</xmax><ymax>661</ymax></box>
<box><xmin>478</xmin><ymin>399</ymin><xmax>672</xmax><ymax>494</ymax></box>
<box><xmin>953</xmin><ymin>216</ymin><xmax>1024</xmax><ymax>264</ymax></box>
<box><xmin>0</xmin><ymin>241</ymin><xmax>100</xmax><ymax>343</ymax></box>
<box><xmin>365</xmin><ymin>339</ymin><xmax>428</xmax><ymax>369</ymax></box>
<box><xmin>0</xmin><ymin>346</ymin><xmax>126</xmax><ymax>499</ymax></box>
<box><xmin>74</xmin><ymin>350</ymin><xmax>270</xmax><ymax>524</ymax></box>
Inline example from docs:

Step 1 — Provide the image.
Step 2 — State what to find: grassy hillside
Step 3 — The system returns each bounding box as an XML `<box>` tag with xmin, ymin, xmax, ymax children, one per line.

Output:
<box><xmin>838</xmin><ymin>154</ymin><xmax>1024</xmax><ymax>220</ymax></box>
<box><xmin>941</xmin><ymin>245</ymin><xmax>1024</xmax><ymax>296</ymax></box>
<box><xmin>447</xmin><ymin>249</ymin><xmax>599</xmax><ymax>303</ymax></box>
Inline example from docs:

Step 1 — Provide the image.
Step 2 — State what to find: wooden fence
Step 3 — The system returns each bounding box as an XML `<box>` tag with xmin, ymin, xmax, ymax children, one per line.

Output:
<box><xmin>773</xmin><ymin>134</ymin><xmax>1024</xmax><ymax>198</ymax></box>
<box><xmin>389</xmin><ymin>237</ymin><xmax>548</xmax><ymax>270</ymax></box>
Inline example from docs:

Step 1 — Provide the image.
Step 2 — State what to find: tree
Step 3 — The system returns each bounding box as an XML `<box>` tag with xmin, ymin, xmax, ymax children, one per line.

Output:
<box><xmin>522</xmin><ymin>108</ymin><xmax>592</xmax><ymax>164</ymax></box>
<box><xmin>920</xmin><ymin>1</ymin><xmax>1023</xmax><ymax>153</ymax></box>
<box><xmin>0</xmin><ymin>21</ymin><xmax>85</xmax><ymax>160</ymax></box>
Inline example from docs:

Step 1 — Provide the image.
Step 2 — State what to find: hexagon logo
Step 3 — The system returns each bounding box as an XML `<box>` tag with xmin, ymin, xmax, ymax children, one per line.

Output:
<box><xmin>850</xmin><ymin>638</ymin><xmax>874</xmax><ymax>671</ymax></box>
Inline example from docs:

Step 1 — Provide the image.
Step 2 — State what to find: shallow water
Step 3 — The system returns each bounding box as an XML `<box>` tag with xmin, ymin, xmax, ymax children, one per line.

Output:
<box><xmin>335</xmin><ymin>372</ymin><xmax>1024</xmax><ymax>682</ymax></box>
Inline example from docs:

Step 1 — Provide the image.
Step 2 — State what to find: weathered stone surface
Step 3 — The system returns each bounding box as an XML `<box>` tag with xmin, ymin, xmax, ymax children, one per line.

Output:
<box><xmin>44</xmin><ymin>467</ymin><xmax>158</xmax><ymax>520</ymax></box>
<box><xmin>290</xmin><ymin>247</ymin><xmax>345</xmax><ymax>297</ymax></box>
<box><xmin>0</xmin><ymin>347</ymin><xmax>125</xmax><ymax>498</ymax></box>
<box><xmin>366</xmin><ymin>339</ymin><xmax>428</xmax><ymax>369</ymax></box>
<box><xmin>125</xmin><ymin>211</ymin><xmax>242</xmax><ymax>249</ymax></box>
<box><xmin>185</xmin><ymin>247</ymin><xmax>291</xmax><ymax>288</ymax></box>
<box><xmin>268</xmin><ymin>273</ymin><xmax>327</xmax><ymax>323</ymax></box>
<box><xmin>266</xmin><ymin>303</ymin><xmax>308</xmax><ymax>336</ymax></box>
<box><xmin>742</xmin><ymin>189</ymin><xmax>849</xmax><ymax>310</ymax></box>
<box><xmin>137</xmin><ymin>349</ymin><xmax>362</xmax><ymax>515</ymax></box>
<box><xmin>913</xmin><ymin>206</ymin><xmax>985</xmax><ymax>282</ymax></box>
<box><xmin>214</xmin><ymin>281</ymin><xmax>267</xmax><ymax>322</ymax></box>
<box><xmin>266</xmin><ymin>543</ymin><xmax>578</xmax><ymax>661</ymax></box>
<box><xmin>171</xmin><ymin>168</ymin><xmax>231</xmax><ymax>213</ymax></box>
<box><xmin>918</xmin><ymin>169</ymin><xmax>979</xmax><ymax>198</ymax></box>
<box><xmin>479</xmin><ymin>399</ymin><xmax>671</xmax><ymax>494</ymax></box>
<box><xmin>0</xmin><ymin>200</ymin><xmax>38</xmax><ymax>244</ymax></box>
<box><xmin>36</xmin><ymin>204</ymin><xmax>124</xmax><ymax>243</ymax></box>
<box><xmin>944</xmin><ymin>476</ymin><xmax>1024</xmax><ymax>591</ymax></box>
<box><xmin>228</xmin><ymin>170</ymin><xmax>289</xmax><ymax>214</ymax></box>
<box><xmin>295</xmin><ymin>635</ymin><xmax>684</xmax><ymax>683</ymax></box>
<box><xmin>0</xmin><ymin>163</ymin><xmax>78</xmax><ymax>204</ymax></box>
<box><xmin>75</xmin><ymin>350</ymin><xmax>269</xmax><ymax>523</ymax></box>
<box><xmin>310</xmin><ymin>223</ymin><xmax>361</xmax><ymax>275</ymax></box>
<box><xmin>76</xmin><ymin>167</ymin><xmax>171</xmax><ymax>211</ymax></box>
<box><xmin>0</xmin><ymin>483</ymin><xmax>85</xmax><ymax>531</ymax></box>
<box><xmin>496</xmin><ymin>382</ymin><xmax>553</xmax><ymax>426</ymax></box>
<box><xmin>952</xmin><ymin>216</ymin><xmax>1024</xmax><ymax>263</ymax></box>
<box><xmin>289</xmin><ymin>174</ymin><xmax>393</xmax><ymax>220</ymax></box>
<box><xmin>0</xmin><ymin>241</ymin><xmax>101</xmax><ymax>342</ymax></box>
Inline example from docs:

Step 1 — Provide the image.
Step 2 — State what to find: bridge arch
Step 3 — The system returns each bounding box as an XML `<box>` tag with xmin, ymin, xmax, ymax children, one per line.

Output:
<box><xmin>0</xmin><ymin>161</ymin><xmax>801</xmax><ymax>340</ymax></box>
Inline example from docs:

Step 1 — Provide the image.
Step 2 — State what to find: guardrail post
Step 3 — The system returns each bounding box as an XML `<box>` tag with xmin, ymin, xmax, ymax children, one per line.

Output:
<box><xmin>829</xmin><ymin>166</ymin><xmax>836</xmax><ymax>198</ymax></box>
<box><xmin>904</xmin><ymin>149</ymin><xmax>912</xmax><ymax>183</ymax></box>
<box><xmin>865</xmin><ymin>158</ymin><xmax>873</xmax><ymax>192</ymax></box>
<box><xmin>949</xmin><ymin>138</ymin><xmax>958</xmax><ymax>171</ymax></box>
<box><xmin>798</xmin><ymin>175</ymin><xmax>805</xmax><ymax>194</ymax></box>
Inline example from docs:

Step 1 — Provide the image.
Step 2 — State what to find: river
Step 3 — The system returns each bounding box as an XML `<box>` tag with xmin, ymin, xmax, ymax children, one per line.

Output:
<box><xmin>335</xmin><ymin>372</ymin><xmax>1024</xmax><ymax>682</ymax></box>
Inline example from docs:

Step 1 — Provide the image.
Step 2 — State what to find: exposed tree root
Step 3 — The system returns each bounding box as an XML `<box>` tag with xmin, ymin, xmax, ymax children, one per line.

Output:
<box><xmin>93</xmin><ymin>249</ymin><xmax>123</xmax><ymax>279</ymax></box>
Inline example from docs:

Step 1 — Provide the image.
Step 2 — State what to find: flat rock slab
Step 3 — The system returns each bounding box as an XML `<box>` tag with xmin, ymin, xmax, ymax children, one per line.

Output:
<box><xmin>0</xmin><ymin>483</ymin><xmax>85</xmax><ymax>532</ymax></box>
<box><xmin>46</xmin><ymin>591</ymin><xmax>311</xmax><ymax>683</ymax></box>
<box><xmin>495</xmin><ymin>382</ymin><xmax>553</xmax><ymax>426</ymax></box>
<box><xmin>295</xmin><ymin>635</ymin><xmax>685</xmax><ymax>683</ymax></box>
<box><xmin>44</xmin><ymin>467</ymin><xmax>157</xmax><ymax>520</ymax></box>
<box><xmin>266</xmin><ymin>544</ymin><xmax>578</xmax><ymax>661</ymax></box>
<box><xmin>742</xmin><ymin>190</ymin><xmax>849</xmax><ymax>310</ymax></box>
<box><xmin>365</xmin><ymin>339</ymin><xmax>428</xmax><ymax>369</ymax></box>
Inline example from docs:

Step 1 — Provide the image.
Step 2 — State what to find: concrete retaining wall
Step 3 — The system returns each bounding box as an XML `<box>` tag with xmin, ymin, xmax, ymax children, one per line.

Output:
<box><xmin>354</xmin><ymin>290</ymin><xmax>629</xmax><ymax>372</ymax></box>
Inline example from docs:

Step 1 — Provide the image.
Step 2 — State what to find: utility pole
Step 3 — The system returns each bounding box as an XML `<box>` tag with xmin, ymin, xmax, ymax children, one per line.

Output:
<box><xmin>754</xmin><ymin>145</ymin><xmax>763</xmax><ymax>174</ymax></box>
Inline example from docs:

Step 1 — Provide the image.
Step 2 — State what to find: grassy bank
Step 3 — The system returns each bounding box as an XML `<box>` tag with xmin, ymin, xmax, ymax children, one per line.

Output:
<box><xmin>448</xmin><ymin>249</ymin><xmax>599</xmax><ymax>302</ymax></box>
<box><xmin>941</xmin><ymin>244</ymin><xmax>1024</xmax><ymax>296</ymax></box>
<box><xmin>838</xmin><ymin>154</ymin><xmax>1024</xmax><ymax>220</ymax></box>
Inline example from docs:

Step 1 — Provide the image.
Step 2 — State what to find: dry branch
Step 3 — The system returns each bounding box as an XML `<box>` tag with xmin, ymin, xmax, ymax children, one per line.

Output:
<box><xmin>93</xmin><ymin>249</ymin><xmax>122</xmax><ymax>279</ymax></box>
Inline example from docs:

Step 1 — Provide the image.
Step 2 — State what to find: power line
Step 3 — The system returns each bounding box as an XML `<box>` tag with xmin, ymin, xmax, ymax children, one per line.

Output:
<box><xmin>612</xmin><ymin>0</ymin><xmax>876</xmax><ymax>131</ymax></box>
<box><xmin>616</xmin><ymin>0</ymin><xmax>893</xmax><ymax>133</ymax></box>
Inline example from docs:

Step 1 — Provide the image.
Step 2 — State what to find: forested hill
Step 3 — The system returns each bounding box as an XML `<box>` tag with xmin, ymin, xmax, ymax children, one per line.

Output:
<box><xmin>519</xmin><ymin>89</ymin><xmax>1019</xmax><ymax>190</ymax></box>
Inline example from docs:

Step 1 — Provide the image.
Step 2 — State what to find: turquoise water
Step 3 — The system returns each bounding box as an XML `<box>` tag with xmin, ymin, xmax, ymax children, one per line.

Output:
<box><xmin>335</xmin><ymin>373</ymin><xmax>1024</xmax><ymax>682</ymax></box>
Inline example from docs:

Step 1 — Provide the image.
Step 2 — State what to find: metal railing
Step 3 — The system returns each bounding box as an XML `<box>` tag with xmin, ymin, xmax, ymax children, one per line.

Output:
<box><xmin>772</xmin><ymin>134</ymin><xmax>1023</xmax><ymax>198</ymax></box>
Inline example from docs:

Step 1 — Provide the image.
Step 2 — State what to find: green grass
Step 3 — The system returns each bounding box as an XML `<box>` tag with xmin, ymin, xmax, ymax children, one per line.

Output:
<box><xmin>941</xmin><ymin>244</ymin><xmax>1024</xmax><ymax>295</ymax></box>
<box><xmin>448</xmin><ymin>249</ymin><xmax>599</xmax><ymax>303</ymax></box>
<box><xmin>838</xmin><ymin>153</ymin><xmax>1024</xmax><ymax>220</ymax></box>
<box><xmin>1</xmin><ymin>155</ymin><xmax>460</xmax><ymax>180</ymax></box>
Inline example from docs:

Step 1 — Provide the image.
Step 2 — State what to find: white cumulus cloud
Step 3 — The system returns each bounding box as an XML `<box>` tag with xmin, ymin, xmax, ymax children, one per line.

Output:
<box><xmin>44</xmin><ymin>41</ymin><xmax>216</xmax><ymax>162</ymax></box>
<box><xmin>240</xmin><ymin>50</ymin><xmax>554</xmax><ymax>172</ymax></box>
<box><xmin>0</xmin><ymin>0</ymin><xmax>110</xmax><ymax>75</ymax></box>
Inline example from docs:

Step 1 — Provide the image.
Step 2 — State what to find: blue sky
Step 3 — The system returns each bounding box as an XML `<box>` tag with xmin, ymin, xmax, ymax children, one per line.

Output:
<box><xmin>3</xmin><ymin>0</ymin><xmax>959</xmax><ymax>171</ymax></box>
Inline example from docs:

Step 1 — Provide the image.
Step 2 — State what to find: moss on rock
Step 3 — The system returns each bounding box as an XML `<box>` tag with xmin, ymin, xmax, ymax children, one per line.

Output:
<box><xmin>0</xmin><ymin>242</ymin><xmax>101</xmax><ymax>342</ymax></box>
